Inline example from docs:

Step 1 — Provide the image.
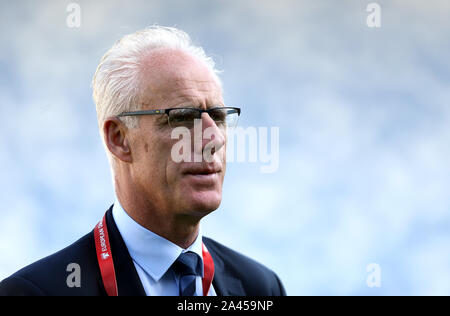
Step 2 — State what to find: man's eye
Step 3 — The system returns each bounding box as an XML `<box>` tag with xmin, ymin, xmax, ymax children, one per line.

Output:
<box><xmin>168</xmin><ymin>109</ymin><xmax>199</xmax><ymax>127</ymax></box>
<box><xmin>174</xmin><ymin>109</ymin><xmax>198</xmax><ymax>118</ymax></box>
<box><xmin>209</xmin><ymin>109</ymin><xmax>227</xmax><ymax>122</ymax></box>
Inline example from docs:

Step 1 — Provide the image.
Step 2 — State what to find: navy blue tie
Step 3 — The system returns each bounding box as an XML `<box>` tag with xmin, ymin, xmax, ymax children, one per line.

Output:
<box><xmin>173</xmin><ymin>252</ymin><xmax>201</xmax><ymax>296</ymax></box>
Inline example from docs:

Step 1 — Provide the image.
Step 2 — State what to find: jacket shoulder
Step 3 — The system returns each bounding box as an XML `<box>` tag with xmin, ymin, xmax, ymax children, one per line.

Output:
<box><xmin>0</xmin><ymin>231</ymin><xmax>102</xmax><ymax>296</ymax></box>
<box><xmin>203</xmin><ymin>237</ymin><xmax>286</xmax><ymax>296</ymax></box>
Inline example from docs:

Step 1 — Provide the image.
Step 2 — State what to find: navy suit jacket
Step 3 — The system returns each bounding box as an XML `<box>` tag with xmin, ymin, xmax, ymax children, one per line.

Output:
<box><xmin>0</xmin><ymin>206</ymin><xmax>286</xmax><ymax>296</ymax></box>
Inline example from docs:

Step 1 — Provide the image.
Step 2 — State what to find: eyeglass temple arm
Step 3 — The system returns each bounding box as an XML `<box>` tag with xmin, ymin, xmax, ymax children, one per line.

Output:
<box><xmin>117</xmin><ymin>109</ymin><xmax>166</xmax><ymax>117</ymax></box>
<box><xmin>118</xmin><ymin>107</ymin><xmax>241</xmax><ymax>117</ymax></box>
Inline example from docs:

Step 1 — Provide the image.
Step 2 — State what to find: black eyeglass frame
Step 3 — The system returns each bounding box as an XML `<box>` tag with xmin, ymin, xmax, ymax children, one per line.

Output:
<box><xmin>117</xmin><ymin>106</ymin><xmax>241</xmax><ymax>118</ymax></box>
<box><xmin>117</xmin><ymin>106</ymin><xmax>241</xmax><ymax>128</ymax></box>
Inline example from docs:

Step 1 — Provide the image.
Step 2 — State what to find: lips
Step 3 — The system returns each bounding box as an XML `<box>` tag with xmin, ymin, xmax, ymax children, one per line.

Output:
<box><xmin>183</xmin><ymin>164</ymin><xmax>222</xmax><ymax>176</ymax></box>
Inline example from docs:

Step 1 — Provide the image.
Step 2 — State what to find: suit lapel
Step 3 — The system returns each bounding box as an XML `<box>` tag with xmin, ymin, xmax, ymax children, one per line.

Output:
<box><xmin>204</xmin><ymin>238</ymin><xmax>245</xmax><ymax>296</ymax></box>
<box><xmin>104</xmin><ymin>206</ymin><xmax>146</xmax><ymax>296</ymax></box>
<box><xmin>213</xmin><ymin>272</ymin><xmax>245</xmax><ymax>296</ymax></box>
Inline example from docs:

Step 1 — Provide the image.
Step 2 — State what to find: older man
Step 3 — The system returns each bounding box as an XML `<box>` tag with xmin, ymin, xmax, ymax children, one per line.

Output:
<box><xmin>0</xmin><ymin>26</ymin><xmax>285</xmax><ymax>296</ymax></box>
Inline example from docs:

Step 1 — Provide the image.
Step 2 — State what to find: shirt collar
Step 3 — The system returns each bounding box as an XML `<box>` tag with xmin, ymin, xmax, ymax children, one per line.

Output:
<box><xmin>112</xmin><ymin>200</ymin><xmax>204</xmax><ymax>282</ymax></box>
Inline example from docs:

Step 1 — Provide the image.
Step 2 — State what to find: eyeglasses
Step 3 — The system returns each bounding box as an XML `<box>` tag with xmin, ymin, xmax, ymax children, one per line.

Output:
<box><xmin>117</xmin><ymin>107</ymin><xmax>241</xmax><ymax>129</ymax></box>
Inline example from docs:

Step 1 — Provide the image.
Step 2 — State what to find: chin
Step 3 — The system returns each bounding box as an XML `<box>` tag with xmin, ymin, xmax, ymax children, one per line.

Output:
<box><xmin>181</xmin><ymin>191</ymin><xmax>222</xmax><ymax>217</ymax></box>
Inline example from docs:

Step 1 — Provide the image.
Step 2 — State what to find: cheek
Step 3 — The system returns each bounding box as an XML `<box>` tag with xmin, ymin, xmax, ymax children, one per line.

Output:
<box><xmin>135</xmin><ymin>138</ymin><xmax>172</xmax><ymax>180</ymax></box>
<box><xmin>157</xmin><ymin>139</ymin><xmax>183</xmax><ymax>184</ymax></box>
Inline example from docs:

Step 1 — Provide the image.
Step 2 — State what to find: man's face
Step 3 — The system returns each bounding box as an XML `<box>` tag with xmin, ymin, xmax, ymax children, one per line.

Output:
<box><xmin>127</xmin><ymin>49</ymin><xmax>226</xmax><ymax>219</ymax></box>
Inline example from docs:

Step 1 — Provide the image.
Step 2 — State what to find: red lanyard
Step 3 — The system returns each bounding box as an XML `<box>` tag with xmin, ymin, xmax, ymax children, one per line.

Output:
<box><xmin>94</xmin><ymin>213</ymin><xmax>215</xmax><ymax>296</ymax></box>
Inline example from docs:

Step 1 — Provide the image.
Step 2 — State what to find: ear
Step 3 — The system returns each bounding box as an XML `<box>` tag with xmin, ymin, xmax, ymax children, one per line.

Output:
<box><xmin>103</xmin><ymin>117</ymin><xmax>133</xmax><ymax>163</ymax></box>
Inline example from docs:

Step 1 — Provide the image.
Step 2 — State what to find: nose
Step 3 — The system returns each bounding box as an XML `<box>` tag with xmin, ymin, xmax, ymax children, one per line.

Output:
<box><xmin>199</xmin><ymin>112</ymin><xmax>226</xmax><ymax>156</ymax></box>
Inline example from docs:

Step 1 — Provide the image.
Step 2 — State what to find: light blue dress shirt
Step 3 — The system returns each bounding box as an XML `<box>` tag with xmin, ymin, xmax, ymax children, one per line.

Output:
<box><xmin>112</xmin><ymin>200</ymin><xmax>216</xmax><ymax>296</ymax></box>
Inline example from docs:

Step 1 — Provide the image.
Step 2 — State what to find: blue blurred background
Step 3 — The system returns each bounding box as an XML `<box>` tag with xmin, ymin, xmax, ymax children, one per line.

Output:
<box><xmin>1</xmin><ymin>0</ymin><xmax>449</xmax><ymax>295</ymax></box>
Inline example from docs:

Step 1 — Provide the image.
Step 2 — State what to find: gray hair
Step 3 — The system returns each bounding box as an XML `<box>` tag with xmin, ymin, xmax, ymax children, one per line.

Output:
<box><xmin>92</xmin><ymin>26</ymin><xmax>221</xmax><ymax>131</ymax></box>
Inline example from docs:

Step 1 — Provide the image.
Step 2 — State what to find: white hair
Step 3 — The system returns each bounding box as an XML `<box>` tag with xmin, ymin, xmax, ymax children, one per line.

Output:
<box><xmin>91</xmin><ymin>26</ymin><xmax>222</xmax><ymax>167</ymax></box>
<box><xmin>92</xmin><ymin>26</ymin><xmax>221</xmax><ymax>130</ymax></box>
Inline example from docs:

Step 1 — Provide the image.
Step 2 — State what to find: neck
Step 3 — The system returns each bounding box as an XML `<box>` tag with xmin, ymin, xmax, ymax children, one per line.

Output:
<box><xmin>115</xmin><ymin>183</ymin><xmax>200</xmax><ymax>249</ymax></box>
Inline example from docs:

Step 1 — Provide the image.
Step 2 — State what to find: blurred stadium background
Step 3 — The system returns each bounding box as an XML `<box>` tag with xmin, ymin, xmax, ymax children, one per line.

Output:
<box><xmin>1</xmin><ymin>0</ymin><xmax>449</xmax><ymax>295</ymax></box>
